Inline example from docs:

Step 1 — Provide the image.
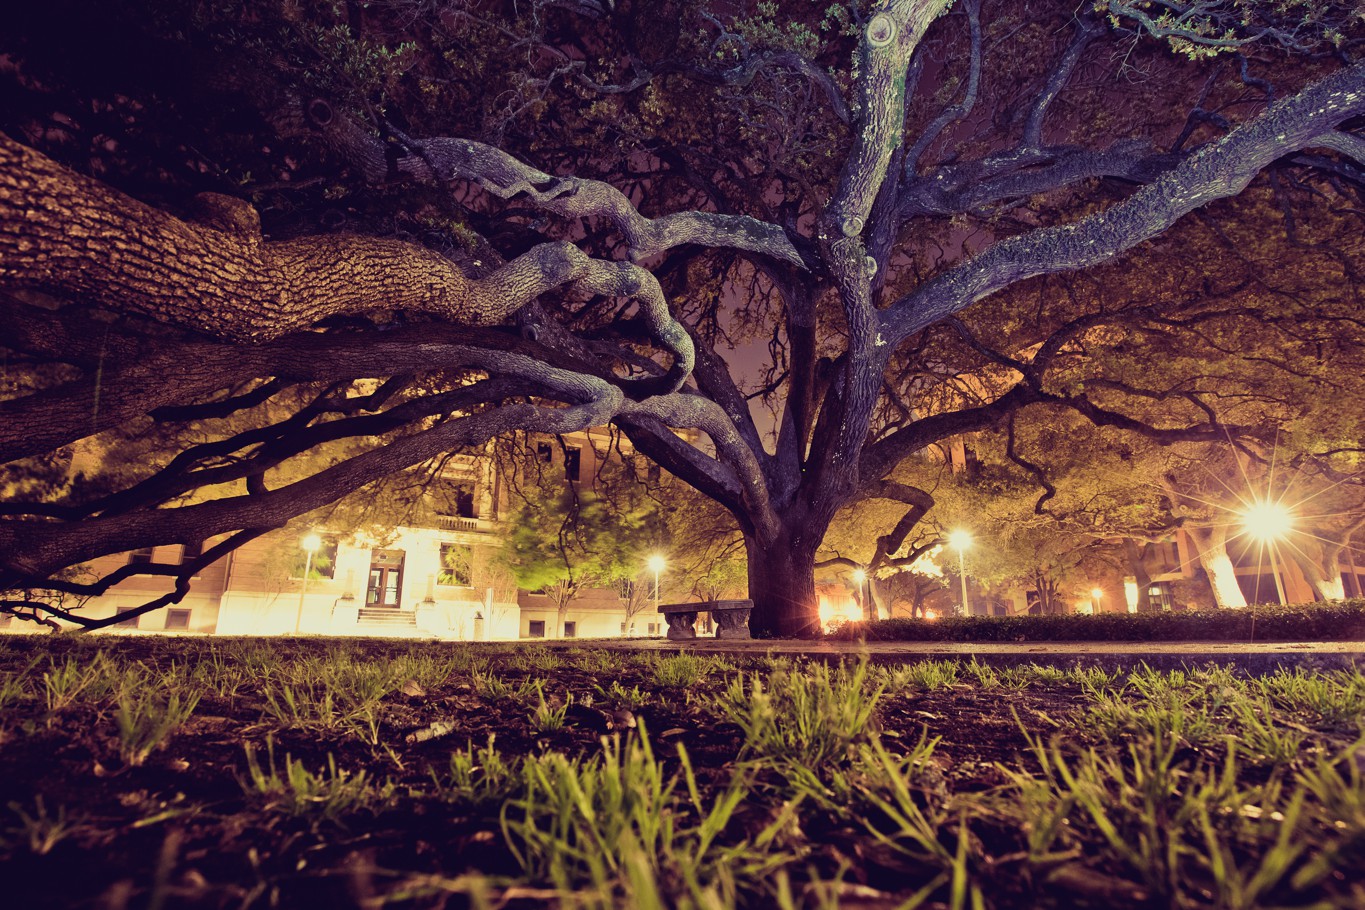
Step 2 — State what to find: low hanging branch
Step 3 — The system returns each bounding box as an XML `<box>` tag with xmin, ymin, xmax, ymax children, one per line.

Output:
<box><xmin>0</xmin><ymin>135</ymin><xmax>694</xmax><ymax>390</ymax></box>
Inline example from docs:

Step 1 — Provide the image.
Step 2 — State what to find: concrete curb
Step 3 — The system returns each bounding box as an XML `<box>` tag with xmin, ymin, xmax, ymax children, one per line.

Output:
<box><xmin>568</xmin><ymin>638</ymin><xmax>1365</xmax><ymax>674</ymax></box>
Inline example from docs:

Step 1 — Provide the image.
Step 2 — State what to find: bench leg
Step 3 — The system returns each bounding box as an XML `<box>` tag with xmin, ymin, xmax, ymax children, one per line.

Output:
<box><xmin>664</xmin><ymin>611</ymin><xmax>698</xmax><ymax>640</ymax></box>
<box><xmin>714</xmin><ymin>607</ymin><xmax>752</xmax><ymax>640</ymax></box>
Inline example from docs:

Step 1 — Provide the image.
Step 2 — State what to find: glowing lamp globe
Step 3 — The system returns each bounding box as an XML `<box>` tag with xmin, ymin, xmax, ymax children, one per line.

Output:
<box><xmin>647</xmin><ymin>554</ymin><xmax>667</xmax><ymax>574</ymax></box>
<box><xmin>301</xmin><ymin>532</ymin><xmax>323</xmax><ymax>552</ymax></box>
<box><xmin>947</xmin><ymin>529</ymin><xmax>973</xmax><ymax>551</ymax></box>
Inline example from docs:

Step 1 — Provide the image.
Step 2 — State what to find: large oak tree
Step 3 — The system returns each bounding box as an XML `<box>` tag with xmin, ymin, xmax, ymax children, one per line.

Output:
<box><xmin>2</xmin><ymin>0</ymin><xmax>1363</xmax><ymax>635</ymax></box>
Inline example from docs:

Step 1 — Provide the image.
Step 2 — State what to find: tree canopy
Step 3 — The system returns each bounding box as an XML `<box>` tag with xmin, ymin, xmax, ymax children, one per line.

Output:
<box><xmin>2</xmin><ymin>0</ymin><xmax>1364</xmax><ymax>635</ymax></box>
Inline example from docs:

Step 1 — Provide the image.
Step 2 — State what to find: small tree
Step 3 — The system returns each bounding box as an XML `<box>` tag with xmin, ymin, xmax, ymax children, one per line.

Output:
<box><xmin>500</xmin><ymin>466</ymin><xmax>655</xmax><ymax>636</ymax></box>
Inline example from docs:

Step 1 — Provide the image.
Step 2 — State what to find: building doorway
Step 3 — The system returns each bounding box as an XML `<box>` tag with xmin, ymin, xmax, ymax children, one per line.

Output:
<box><xmin>366</xmin><ymin>549</ymin><xmax>405</xmax><ymax>608</ymax></box>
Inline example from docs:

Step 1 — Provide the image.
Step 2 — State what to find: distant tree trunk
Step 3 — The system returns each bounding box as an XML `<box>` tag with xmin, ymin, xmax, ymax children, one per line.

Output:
<box><xmin>1123</xmin><ymin>539</ymin><xmax>1156</xmax><ymax>612</ymax></box>
<box><xmin>1034</xmin><ymin>572</ymin><xmax>1064</xmax><ymax>615</ymax></box>
<box><xmin>745</xmin><ymin>533</ymin><xmax>820</xmax><ymax>638</ymax></box>
<box><xmin>1186</xmin><ymin>526</ymin><xmax>1248</xmax><ymax>608</ymax></box>
<box><xmin>1288</xmin><ymin>542</ymin><xmax>1338</xmax><ymax>601</ymax></box>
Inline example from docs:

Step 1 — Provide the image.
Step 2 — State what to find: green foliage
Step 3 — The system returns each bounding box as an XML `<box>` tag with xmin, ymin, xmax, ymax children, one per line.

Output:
<box><xmin>501</xmin><ymin>724</ymin><xmax>790</xmax><ymax>902</ymax></box>
<box><xmin>3</xmin><ymin>797</ymin><xmax>78</xmax><ymax>856</ymax></box>
<box><xmin>114</xmin><ymin>690</ymin><xmax>200</xmax><ymax>767</ymax></box>
<box><xmin>715</xmin><ymin>660</ymin><xmax>884</xmax><ymax>770</ymax></box>
<box><xmin>837</xmin><ymin>599</ymin><xmax>1365</xmax><ymax>642</ymax></box>
<box><xmin>500</xmin><ymin>465</ymin><xmax>659</xmax><ymax>608</ymax></box>
<box><xmin>651</xmin><ymin>653</ymin><xmax>709</xmax><ymax>689</ymax></box>
<box><xmin>242</xmin><ymin>739</ymin><xmax>395</xmax><ymax>822</ymax></box>
<box><xmin>440</xmin><ymin>735</ymin><xmax>519</xmax><ymax>807</ymax></box>
<box><xmin>527</xmin><ymin>686</ymin><xmax>570</xmax><ymax>734</ymax></box>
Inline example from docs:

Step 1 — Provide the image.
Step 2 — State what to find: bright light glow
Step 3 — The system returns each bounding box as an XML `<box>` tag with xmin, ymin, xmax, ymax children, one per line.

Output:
<box><xmin>817</xmin><ymin>593</ymin><xmax>862</xmax><ymax>632</ymax></box>
<box><xmin>924</xmin><ymin>610</ymin><xmax>937</xmax><ymax>620</ymax></box>
<box><xmin>1090</xmin><ymin>588</ymin><xmax>1103</xmax><ymax>600</ymax></box>
<box><xmin>1241</xmin><ymin>500</ymin><xmax>1293</xmax><ymax>543</ymax></box>
<box><xmin>947</xmin><ymin>529</ymin><xmax>973</xmax><ymax>551</ymax></box>
<box><xmin>646</xmin><ymin>554</ymin><xmax>667</xmax><ymax>574</ymax></box>
<box><xmin>852</xmin><ymin>568</ymin><xmax>867</xmax><ymax>584</ymax></box>
<box><xmin>301</xmin><ymin>532</ymin><xmax>323</xmax><ymax>552</ymax></box>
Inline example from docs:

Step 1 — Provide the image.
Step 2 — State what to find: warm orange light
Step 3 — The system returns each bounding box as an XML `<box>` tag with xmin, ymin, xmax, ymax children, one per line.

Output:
<box><xmin>947</xmin><ymin>529</ymin><xmax>973</xmax><ymax>551</ymax></box>
<box><xmin>817</xmin><ymin>594</ymin><xmax>862</xmax><ymax>632</ymax></box>
<box><xmin>852</xmin><ymin>568</ymin><xmax>867</xmax><ymax>584</ymax></box>
<box><xmin>1090</xmin><ymin>588</ymin><xmax>1103</xmax><ymax>600</ymax></box>
<box><xmin>1242</xmin><ymin>500</ymin><xmax>1293</xmax><ymax>543</ymax></box>
<box><xmin>301</xmin><ymin>532</ymin><xmax>323</xmax><ymax>552</ymax></box>
<box><xmin>924</xmin><ymin>610</ymin><xmax>937</xmax><ymax>620</ymax></box>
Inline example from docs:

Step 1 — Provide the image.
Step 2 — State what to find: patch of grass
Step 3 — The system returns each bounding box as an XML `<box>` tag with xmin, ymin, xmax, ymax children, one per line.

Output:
<box><xmin>502</xmin><ymin>724</ymin><xmax>792</xmax><ymax>901</ymax></box>
<box><xmin>4</xmin><ymin>796</ymin><xmax>80</xmax><ymax>855</ymax></box>
<box><xmin>439</xmin><ymin>734</ymin><xmax>518</xmax><ymax>806</ymax></box>
<box><xmin>527</xmin><ymin>687</ymin><xmax>569</xmax><ymax>734</ymax></box>
<box><xmin>508</xmin><ymin>646</ymin><xmax>562</xmax><ymax>673</ymax></box>
<box><xmin>716</xmin><ymin>660</ymin><xmax>883</xmax><ymax>770</ymax></box>
<box><xmin>114</xmin><ymin>689</ymin><xmax>201</xmax><ymax>767</ymax></box>
<box><xmin>595</xmin><ymin>679</ymin><xmax>649</xmax><ymax>710</ymax></box>
<box><xmin>242</xmin><ymin>739</ymin><xmax>395</xmax><ymax>822</ymax></box>
<box><xmin>877</xmin><ymin>659</ymin><xmax>960</xmax><ymax>691</ymax></box>
<box><xmin>1256</xmin><ymin>667</ymin><xmax>1365</xmax><ymax>726</ymax></box>
<box><xmin>651</xmin><ymin>653</ymin><xmax>708</xmax><ymax>689</ymax></box>
<box><xmin>42</xmin><ymin>652</ymin><xmax>116</xmax><ymax>716</ymax></box>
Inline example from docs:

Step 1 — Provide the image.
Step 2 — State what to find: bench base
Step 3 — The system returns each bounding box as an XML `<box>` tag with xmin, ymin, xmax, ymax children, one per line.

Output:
<box><xmin>658</xmin><ymin>600</ymin><xmax>753</xmax><ymax>640</ymax></box>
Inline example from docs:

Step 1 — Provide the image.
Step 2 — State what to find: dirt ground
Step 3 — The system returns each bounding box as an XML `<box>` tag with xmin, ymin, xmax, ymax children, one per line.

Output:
<box><xmin>0</xmin><ymin>634</ymin><xmax>1359</xmax><ymax>909</ymax></box>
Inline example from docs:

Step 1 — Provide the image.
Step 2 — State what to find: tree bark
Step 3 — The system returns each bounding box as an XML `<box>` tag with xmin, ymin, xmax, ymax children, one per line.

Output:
<box><xmin>745</xmin><ymin>532</ymin><xmax>821</xmax><ymax>638</ymax></box>
<box><xmin>1288</xmin><ymin>543</ymin><xmax>1337</xmax><ymax>602</ymax></box>
<box><xmin>1186</xmin><ymin>525</ymin><xmax>1248</xmax><ymax>608</ymax></box>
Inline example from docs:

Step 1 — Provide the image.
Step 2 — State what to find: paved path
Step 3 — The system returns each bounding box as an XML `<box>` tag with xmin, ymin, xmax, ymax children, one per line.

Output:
<box><xmin>569</xmin><ymin>637</ymin><xmax>1365</xmax><ymax>672</ymax></box>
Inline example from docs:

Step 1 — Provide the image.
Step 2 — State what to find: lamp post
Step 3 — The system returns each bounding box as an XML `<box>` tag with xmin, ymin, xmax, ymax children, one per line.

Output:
<box><xmin>948</xmin><ymin>530</ymin><xmax>972</xmax><ymax>616</ymax></box>
<box><xmin>1242</xmin><ymin>500</ymin><xmax>1293</xmax><ymax>604</ymax></box>
<box><xmin>295</xmin><ymin>532</ymin><xmax>322</xmax><ymax>633</ymax></box>
<box><xmin>1091</xmin><ymin>587</ymin><xmax>1103</xmax><ymax>614</ymax></box>
<box><xmin>647</xmin><ymin>553</ymin><xmax>666</xmax><ymax>618</ymax></box>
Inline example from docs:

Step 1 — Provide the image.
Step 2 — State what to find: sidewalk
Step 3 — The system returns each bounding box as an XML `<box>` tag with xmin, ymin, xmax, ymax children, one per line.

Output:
<box><xmin>579</xmin><ymin>637</ymin><xmax>1365</xmax><ymax>673</ymax></box>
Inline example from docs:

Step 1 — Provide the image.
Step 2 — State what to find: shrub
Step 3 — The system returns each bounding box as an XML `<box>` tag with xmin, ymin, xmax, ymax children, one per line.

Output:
<box><xmin>829</xmin><ymin>600</ymin><xmax>1365</xmax><ymax>643</ymax></box>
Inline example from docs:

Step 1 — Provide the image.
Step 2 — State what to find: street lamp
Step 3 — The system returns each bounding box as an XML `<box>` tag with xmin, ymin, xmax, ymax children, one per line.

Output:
<box><xmin>1091</xmin><ymin>587</ymin><xmax>1103</xmax><ymax>614</ymax></box>
<box><xmin>295</xmin><ymin>532</ymin><xmax>322</xmax><ymax>633</ymax></box>
<box><xmin>1242</xmin><ymin>500</ymin><xmax>1293</xmax><ymax>604</ymax></box>
<box><xmin>647</xmin><ymin>554</ymin><xmax>666</xmax><ymax>616</ymax></box>
<box><xmin>852</xmin><ymin>568</ymin><xmax>872</xmax><ymax>620</ymax></box>
<box><xmin>947</xmin><ymin>529</ymin><xmax>972</xmax><ymax>616</ymax></box>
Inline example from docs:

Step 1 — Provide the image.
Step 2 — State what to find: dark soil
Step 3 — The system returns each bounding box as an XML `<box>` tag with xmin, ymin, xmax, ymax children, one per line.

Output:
<box><xmin>0</xmin><ymin>635</ymin><xmax>1354</xmax><ymax>909</ymax></box>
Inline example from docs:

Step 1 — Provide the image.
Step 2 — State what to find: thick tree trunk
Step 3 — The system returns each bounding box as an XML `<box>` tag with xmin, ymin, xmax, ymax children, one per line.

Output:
<box><xmin>1186</xmin><ymin>526</ymin><xmax>1248</xmax><ymax>608</ymax></box>
<box><xmin>1124</xmin><ymin>539</ymin><xmax>1155</xmax><ymax>613</ymax></box>
<box><xmin>1289</xmin><ymin>544</ymin><xmax>1338</xmax><ymax>601</ymax></box>
<box><xmin>745</xmin><ymin>534</ymin><xmax>821</xmax><ymax>638</ymax></box>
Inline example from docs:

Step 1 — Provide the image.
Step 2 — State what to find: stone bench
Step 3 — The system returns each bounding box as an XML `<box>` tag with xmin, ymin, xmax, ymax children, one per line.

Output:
<box><xmin>658</xmin><ymin>599</ymin><xmax>753</xmax><ymax>640</ymax></box>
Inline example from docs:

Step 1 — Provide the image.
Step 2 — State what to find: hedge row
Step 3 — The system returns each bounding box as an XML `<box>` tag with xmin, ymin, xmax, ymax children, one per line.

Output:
<box><xmin>828</xmin><ymin>600</ymin><xmax>1365</xmax><ymax>642</ymax></box>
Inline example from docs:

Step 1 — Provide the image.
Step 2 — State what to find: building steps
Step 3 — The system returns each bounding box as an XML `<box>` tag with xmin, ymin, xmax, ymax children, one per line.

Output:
<box><xmin>357</xmin><ymin>608</ymin><xmax>417</xmax><ymax>626</ymax></box>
